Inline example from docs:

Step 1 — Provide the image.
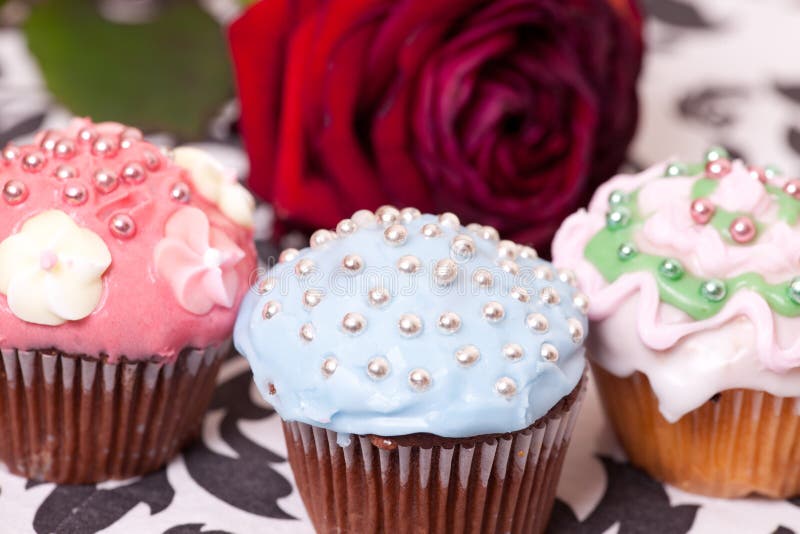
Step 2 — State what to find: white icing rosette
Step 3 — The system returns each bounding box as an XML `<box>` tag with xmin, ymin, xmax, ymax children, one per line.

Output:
<box><xmin>0</xmin><ymin>210</ymin><xmax>112</xmax><ymax>326</ymax></box>
<box><xmin>172</xmin><ymin>146</ymin><xmax>256</xmax><ymax>228</ymax></box>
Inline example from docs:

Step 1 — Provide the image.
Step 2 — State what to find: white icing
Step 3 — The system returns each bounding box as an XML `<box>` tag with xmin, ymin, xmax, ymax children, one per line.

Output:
<box><xmin>173</xmin><ymin>146</ymin><xmax>256</xmax><ymax>228</ymax></box>
<box><xmin>0</xmin><ymin>210</ymin><xmax>111</xmax><ymax>326</ymax></box>
<box><xmin>590</xmin><ymin>295</ymin><xmax>800</xmax><ymax>422</ymax></box>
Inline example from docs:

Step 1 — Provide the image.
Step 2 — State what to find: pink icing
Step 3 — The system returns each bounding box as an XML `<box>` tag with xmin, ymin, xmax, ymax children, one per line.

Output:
<box><xmin>0</xmin><ymin>119</ymin><xmax>257</xmax><ymax>361</ymax></box>
<box><xmin>40</xmin><ymin>250</ymin><xmax>57</xmax><ymax>271</ymax></box>
<box><xmin>634</xmin><ymin>163</ymin><xmax>800</xmax><ymax>282</ymax></box>
<box><xmin>553</xmin><ymin>161</ymin><xmax>800</xmax><ymax>373</ymax></box>
<box><xmin>154</xmin><ymin>207</ymin><xmax>246</xmax><ymax>315</ymax></box>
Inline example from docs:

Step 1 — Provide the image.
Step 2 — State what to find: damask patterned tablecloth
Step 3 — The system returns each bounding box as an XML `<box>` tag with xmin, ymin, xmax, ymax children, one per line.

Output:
<box><xmin>2</xmin><ymin>1</ymin><xmax>800</xmax><ymax>532</ymax></box>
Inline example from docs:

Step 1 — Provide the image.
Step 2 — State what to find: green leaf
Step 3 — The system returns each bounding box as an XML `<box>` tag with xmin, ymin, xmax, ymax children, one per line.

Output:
<box><xmin>24</xmin><ymin>0</ymin><xmax>232</xmax><ymax>140</ymax></box>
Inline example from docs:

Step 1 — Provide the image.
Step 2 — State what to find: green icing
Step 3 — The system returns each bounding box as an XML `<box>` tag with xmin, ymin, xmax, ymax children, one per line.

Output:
<box><xmin>690</xmin><ymin>177</ymin><xmax>718</xmax><ymax>199</ymax></box>
<box><xmin>584</xmin><ymin>186</ymin><xmax>800</xmax><ymax>320</ymax></box>
<box><xmin>766</xmin><ymin>184</ymin><xmax>800</xmax><ymax>225</ymax></box>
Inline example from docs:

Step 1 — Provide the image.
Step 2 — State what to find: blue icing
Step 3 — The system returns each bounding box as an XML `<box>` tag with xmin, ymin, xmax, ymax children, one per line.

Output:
<box><xmin>234</xmin><ymin>213</ymin><xmax>587</xmax><ymax>438</ymax></box>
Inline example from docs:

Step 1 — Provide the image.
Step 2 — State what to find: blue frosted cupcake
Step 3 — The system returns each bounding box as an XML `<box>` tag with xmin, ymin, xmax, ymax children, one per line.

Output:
<box><xmin>235</xmin><ymin>207</ymin><xmax>588</xmax><ymax>534</ymax></box>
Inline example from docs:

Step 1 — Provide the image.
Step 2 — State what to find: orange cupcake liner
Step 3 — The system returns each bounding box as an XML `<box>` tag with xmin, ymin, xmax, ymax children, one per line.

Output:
<box><xmin>592</xmin><ymin>362</ymin><xmax>800</xmax><ymax>498</ymax></box>
<box><xmin>0</xmin><ymin>342</ymin><xmax>229</xmax><ymax>484</ymax></box>
<box><xmin>283</xmin><ymin>374</ymin><xmax>587</xmax><ymax>534</ymax></box>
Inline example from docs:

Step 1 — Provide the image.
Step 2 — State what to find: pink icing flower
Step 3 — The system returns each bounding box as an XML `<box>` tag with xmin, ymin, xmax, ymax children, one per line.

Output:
<box><xmin>708</xmin><ymin>162</ymin><xmax>773</xmax><ymax>215</ymax></box>
<box><xmin>154</xmin><ymin>207</ymin><xmax>246</xmax><ymax>315</ymax></box>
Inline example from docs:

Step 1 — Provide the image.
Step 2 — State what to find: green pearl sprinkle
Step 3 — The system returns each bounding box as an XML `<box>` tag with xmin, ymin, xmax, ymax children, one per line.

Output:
<box><xmin>664</xmin><ymin>163</ymin><xmax>688</xmax><ymax>177</ymax></box>
<box><xmin>617</xmin><ymin>243</ymin><xmax>637</xmax><ymax>261</ymax></box>
<box><xmin>704</xmin><ymin>146</ymin><xmax>729</xmax><ymax>163</ymax></box>
<box><xmin>606</xmin><ymin>207</ymin><xmax>631</xmax><ymax>230</ymax></box>
<box><xmin>765</xmin><ymin>164</ymin><xmax>783</xmax><ymax>179</ymax></box>
<box><xmin>700</xmin><ymin>279</ymin><xmax>727</xmax><ymax>302</ymax></box>
<box><xmin>608</xmin><ymin>190</ymin><xmax>628</xmax><ymax>206</ymax></box>
<box><xmin>658</xmin><ymin>258</ymin><xmax>684</xmax><ymax>280</ymax></box>
<box><xmin>788</xmin><ymin>277</ymin><xmax>800</xmax><ymax>305</ymax></box>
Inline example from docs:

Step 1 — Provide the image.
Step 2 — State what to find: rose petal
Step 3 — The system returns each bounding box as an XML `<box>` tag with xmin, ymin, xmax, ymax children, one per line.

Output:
<box><xmin>365</xmin><ymin>0</ymin><xmax>479</xmax><ymax>101</ymax></box>
<box><xmin>316</xmin><ymin>18</ymin><xmax>389</xmax><ymax>209</ymax></box>
<box><xmin>272</xmin><ymin>12</ymin><xmax>350</xmax><ymax>228</ymax></box>
<box><xmin>229</xmin><ymin>0</ymin><xmax>643</xmax><ymax>253</ymax></box>
<box><xmin>371</xmin><ymin>14</ymin><xmax>455</xmax><ymax>212</ymax></box>
<box><xmin>229</xmin><ymin>0</ymin><xmax>319</xmax><ymax>203</ymax></box>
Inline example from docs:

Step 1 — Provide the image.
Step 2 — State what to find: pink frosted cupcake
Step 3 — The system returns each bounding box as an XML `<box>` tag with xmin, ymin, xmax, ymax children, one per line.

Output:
<box><xmin>0</xmin><ymin>119</ymin><xmax>257</xmax><ymax>483</ymax></box>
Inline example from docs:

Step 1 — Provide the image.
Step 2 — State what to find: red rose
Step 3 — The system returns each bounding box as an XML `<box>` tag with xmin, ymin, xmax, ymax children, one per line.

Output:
<box><xmin>230</xmin><ymin>0</ymin><xmax>642</xmax><ymax>251</ymax></box>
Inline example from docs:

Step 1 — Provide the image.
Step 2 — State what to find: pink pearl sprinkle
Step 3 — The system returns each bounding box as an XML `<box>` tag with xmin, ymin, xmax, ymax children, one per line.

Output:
<box><xmin>121</xmin><ymin>162</ymin><xmax>146</xmax><ymax>183</ymax></box>
<box><xmin>109</xmin><ymin>213</ymin><xmax>136</xmax><ymax>239</ymax></box>
<box><xmin>54</xmin><ymin>140</ymin><xmax>75</xmax><ymax>159</ymax></box>
<box><xmin>747</xmin><ymin>165</ymin><xmax>767</xmax><ymax>184</ymax></box>
<box><xmin>39</xmin><ymin>131</ymin><xmax>58</xmax><ymax>152</ymax></box>
<box><xmin>2</xmin><ymin>146</ymin><xmax>20</xmax><ymax>162</ymax></box>
<box><xmin>2</xmin><ymin>180</ymin><xmax>28</xmax><ymax>205</ymax></box>
<box><xmin>21</xmin><ymin>151</ymin><xmax>45</xmax><ymax>173</ymax></box>
<box><xmin>77</xmin><ymin>128</ymin><xmax>97</xmax><ymax>144</ymax></box>
<box><xmin>705</xmin><ymin>158</ymin><xmax>732</xmax><ymax>179</ymax></box>
<box><xmin>92</xmin><ymin>137</ymin><xmax>118</xmax><ymax>157</ymax></box>
<box><xmin>169</xmin><ymin>182</ymin><xmax>191</xmax><ymax>203</ymax></box>
<box><xmin>142</xmin><ymin>150</ymin><xmax>161</xmax><ymax>171</ymax></box>
<box><xmin>93</xmin><ymin>169</ymin><xmax>118</xmax><ymax>194</ymax></box>
<box><xmin>729</xmin><ymin>216</ymin><xmax>757</xmax><ymax>244</ymax></box>
<box><xmin>690</xmin><ymin>198</ymin><xmax>715</xmax><ymax>225</ymax></box>
<box><xmin>784</xmin><ymin>179</ymin><xmax>800</xmax><ymax>200</ymax></box>
<box><xmin>63</xmin><ymin>184</ymin><xmax>87</xmax><ymax>205</ymax></box>
<box><xmin>121</xmin><ymin>127</ymin><xmax>143</xmax><ymax>141</ymax></box>
<box><xmin>120</xmin><ymin>129</ymin><xmax>143</xmax><ymax>150</ymax></box>
<box><xmin>54</xmin><ymin>165</ymin><xmax>77</xmax><ymax>180</ymax></box>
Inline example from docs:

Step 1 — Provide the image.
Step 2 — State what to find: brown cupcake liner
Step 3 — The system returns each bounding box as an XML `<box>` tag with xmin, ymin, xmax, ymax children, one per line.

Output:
<box><xmin>592</xmin><ymin>362</ymin><xmax>800</xmax><ymax>498</ymax></box>
<box><xmin>0</xmin><ymin>341</ymin><xmax>230</xmax><ymax>484</ymax></box>
<box><xmin>283</xmin><ymin>374</ymin><xmax>587</xmax><ymax>534</ymax></box>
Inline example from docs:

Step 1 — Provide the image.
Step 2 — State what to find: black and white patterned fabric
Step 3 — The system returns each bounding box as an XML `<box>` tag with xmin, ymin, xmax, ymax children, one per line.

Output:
<box><xmin>2</xmin><ymin>1</ymin><xmax>800</xmax><ymax>532</ymax></box>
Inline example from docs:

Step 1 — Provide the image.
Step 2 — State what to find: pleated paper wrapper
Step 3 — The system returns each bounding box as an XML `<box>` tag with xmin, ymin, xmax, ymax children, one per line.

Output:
<box><xmin>0</xmin><ymin>341</ymin><xmax>230</xmax><ymax>484</ymax></box>
<box><xmin>283</xmin><ymin>375</ymin><xmax>587</xmax><ymax>534</ymax></box>
<box><xmin>593</xmin><ymin>363</ymin><xmax>800</xmax><ymax>498</ymax></box>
